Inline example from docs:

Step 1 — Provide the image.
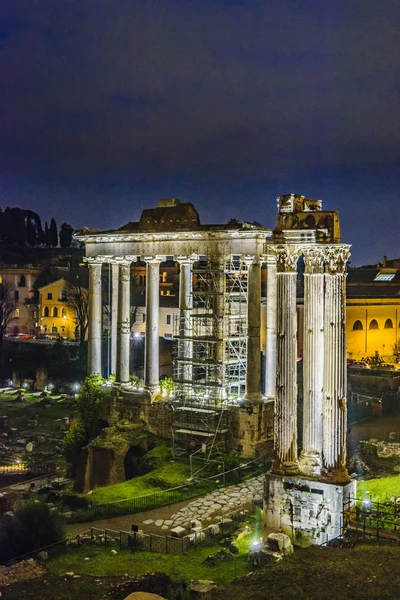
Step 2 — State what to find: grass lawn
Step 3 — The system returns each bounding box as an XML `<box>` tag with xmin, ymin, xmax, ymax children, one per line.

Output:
<box><xmin>87</xmin><ymin>460</ymin><xmax>197</xmax><ymax>504</ymax></box>
<box><xmin>358</xmin><ymin>475</ymin><xmax>400</xmax><ymax>503</ymax></box>
<box><xmin>49</xmin><ymin>541</ymin><xmax>251</xmax><ymax>585</ymax></box>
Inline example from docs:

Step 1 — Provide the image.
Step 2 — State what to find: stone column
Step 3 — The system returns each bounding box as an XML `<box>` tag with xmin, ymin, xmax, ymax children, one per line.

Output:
<box><xmin>323</xmin><ymin>245</ymin><xmax>351</xmax><ymax>483</ymax></box>
<box><xmin>116</xmin><ymin>260</ymin><xmax>132</xmax><ymax>383</ymax></box>
<box><xmin>244</xmin><ymin>256</ymin><xmax>262</xmax><ymax>403</ymax></box>
<box><xmin>177</xmin><ymin>255</ymin><xmax>195</xmax><ymax>385</ymax></box>
<box><xmin>265</xmin><ymin>252</ymin><xmax>277</xmax><ymax>399</ymax></box>
<box><xmin>110</xmin><ymin>262</ymin><xmax>119</xmax><ymax>376</ymax></box>
<box><xmin>144</xmin><ymin>256</ymin><xmax>163</xmax><ymax>393</ymax></box>
<box><xmin>87</xmin><ymin>258</ymin><xmax>103</xmax><ymax>375</ymax></box>
<box><xmin>299</xmin><ymin>246</ymin><xmax>325</xmax><ymax>476</ymax></box>
<box><xmin>272</xmin><ymin>246</ymin><xmax>300</xmax><ymax>475</ymax></box>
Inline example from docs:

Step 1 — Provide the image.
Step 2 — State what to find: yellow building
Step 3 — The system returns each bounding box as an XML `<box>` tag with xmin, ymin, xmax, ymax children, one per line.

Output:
<box><xmin>38</xmin><ymin>278</ymin><xmax>83</xmax><ymax>340</ymax></box>
<box><xmin>346</xmin><ymin>267</ymin><xmax>400</xmax><ymax>361</ymax></box>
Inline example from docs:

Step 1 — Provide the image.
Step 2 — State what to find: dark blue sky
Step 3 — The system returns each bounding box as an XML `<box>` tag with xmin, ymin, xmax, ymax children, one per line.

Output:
<box><xmin>1</xmin><ymin>0</ymin><xmax>399</xmax><ymax>265</ymax></box>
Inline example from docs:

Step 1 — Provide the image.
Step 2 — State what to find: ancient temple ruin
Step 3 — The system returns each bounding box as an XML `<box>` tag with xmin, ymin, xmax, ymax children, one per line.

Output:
<box><xmin>75</xmin><ymin>198</ymin><xmax>274</xmax><ymax>457</ymax></box>
<box><xmin>77</xmin><ymin>194</ymin><xmax>355</xmax><ymax>539</ymax></box>
<box><xmin>263</xmin><ymin>194</ymin><xmax>356</xmax><ymax>546</ymax></box>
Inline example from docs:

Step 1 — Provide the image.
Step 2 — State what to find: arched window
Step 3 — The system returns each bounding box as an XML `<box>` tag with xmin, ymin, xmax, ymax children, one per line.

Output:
<box><xmin>384</xmin><ymin>318</ymin><xmax>393</xmax><ymax>329</ymax></box>
<box><xmin>61</xmin><ymin>307</ymin><xmax>67</xmax><ymax>318</ymax></box>
<box><xmin>61</xmin><ymin>326</ymin><xmax>65</xmax><ymax>334</ymax></box>
<box><xmin>18</xmin><ymin>275</ymin><xmax>26</xmax><ymax>287</ymax></box>
<box><xmin>53</xmin><ymin>307</ymin><xmax>58</xmax><ymax>317</ymax></box>
<box><xmin>44</xmin><ymin>306</ymin><xmax>49</xmax><ymax>317</ymax></box>
<box><xmin>352</xmin><ymin>320</ymin><xmax>363</xmax><ymax>331</ymax></box>
<box><xmin>51</xmin><ymin>325</ymin><xmax>58</xmax><ymax>334</ymax></box>
<box><xmin>369</xmin><ymin>319</ymin><xmax>379</xmax><ymax>330</ymax></box>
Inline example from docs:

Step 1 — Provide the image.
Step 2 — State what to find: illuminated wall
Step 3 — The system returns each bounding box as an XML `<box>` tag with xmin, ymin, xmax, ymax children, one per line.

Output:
<box><xmin>38</xmin><ymin>278</ymin><xmax>83</xmax><ymax>340</ymax></box>
<box><xmin>346</xmin><ymin>298</ymin><xmax>400</xmax><ymax>359</ymax></box>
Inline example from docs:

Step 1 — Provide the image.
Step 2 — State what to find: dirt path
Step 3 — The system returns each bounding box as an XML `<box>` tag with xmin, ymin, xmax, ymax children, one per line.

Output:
<box><xmin>66</xmin><ymin>497</ymin><xmax>199</xmax><ymax>537</ymax></box>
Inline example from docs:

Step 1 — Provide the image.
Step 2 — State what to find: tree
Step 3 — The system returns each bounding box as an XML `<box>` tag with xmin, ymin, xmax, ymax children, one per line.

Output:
<box><xmin>49</xmin><ymin>217</ymin><xmax>58</xmax><ymax>247</ymax></box>
<box><xmin>0</xmin><ymin>279</ymin><xmax>18</xmax><ymax>373</ymax></box>
<box><xmin>59</xmin><ymin>222</ymin><xmax>74</xmax><ymax>247</ymax></box>
<box><xmin>77</xmin><ymin>374</ymin><xmax>111</xmax><ymax>438</ymax></box>
<box><xmin>65</xmin><ymin>282</ymin><xmax>88</xmax><ymax>358</ymax></box>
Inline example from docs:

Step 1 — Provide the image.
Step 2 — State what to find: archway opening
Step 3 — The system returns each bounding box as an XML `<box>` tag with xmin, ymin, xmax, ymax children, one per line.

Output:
<box><xmin>124</xmin><ymin>445</ymin><xmax>147</xmax><ymax>480</ymax></box>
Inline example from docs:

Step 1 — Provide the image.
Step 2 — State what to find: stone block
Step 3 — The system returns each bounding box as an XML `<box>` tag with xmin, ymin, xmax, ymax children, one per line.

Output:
<box><xmin>170</xmin><ymin>526</ymin><xmax>186</xmax><ymax>538</ymax></box>
<box><xmin>267</xmin><ymin>533</ymin><xmax>293</xmax><ymax>556</ymax></box>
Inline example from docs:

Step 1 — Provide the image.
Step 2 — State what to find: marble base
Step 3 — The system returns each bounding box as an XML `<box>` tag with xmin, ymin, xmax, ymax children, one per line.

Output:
<box><xmin>263</xmin><ymin>472</ymin><xmax>356</xmax><ymax>547</ymax></box>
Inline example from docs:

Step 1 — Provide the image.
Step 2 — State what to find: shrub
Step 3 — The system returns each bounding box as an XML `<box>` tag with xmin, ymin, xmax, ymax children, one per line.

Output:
<box><xmin>0</xmin><ymin>501</ymin><xmax>65</xmax><ymax>562</ymax></box>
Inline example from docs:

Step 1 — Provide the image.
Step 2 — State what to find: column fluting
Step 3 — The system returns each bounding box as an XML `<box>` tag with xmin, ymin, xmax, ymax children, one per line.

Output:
<box><xmin>299</xmin><ymin>246</ymin><xmax>325</xmax><ymax>476</ymax></box>
<box><xmin>272</xmin><ymin>246</ymin><xmax>300</xmax><ymax>475</ymax></box>
<box><xmin>322</xmin><ymin>245</ymin><xmax>351</xmax><ymax>483</ymax></box>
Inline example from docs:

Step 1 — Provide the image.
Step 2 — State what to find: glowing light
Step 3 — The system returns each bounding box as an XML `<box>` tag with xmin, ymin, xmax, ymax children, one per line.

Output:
<box><xmin>134</xmin><ymin>332</ymin><xmax>140</xmax><ymax>339</ymax></box>
<box><xmin>73</xmin><ymin>383</ymin><xmax>80</xmax><ymax>391</ymax></box>
<box><xmin>47</xmin><ymin>383</ymin><xmax>53</xmax><ymax>390</ymax></box>
<box><xmin>22</xmin><ymin>382</ymin><xmax>28</xmax><ymax>388</ymax></box>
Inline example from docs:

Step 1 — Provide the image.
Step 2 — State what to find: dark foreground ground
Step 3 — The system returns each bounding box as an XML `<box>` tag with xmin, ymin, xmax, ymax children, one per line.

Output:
<box><xmin>3</xmin><ymin>541</ymin><xmax>400</xmax><ymax>600</ymax></box>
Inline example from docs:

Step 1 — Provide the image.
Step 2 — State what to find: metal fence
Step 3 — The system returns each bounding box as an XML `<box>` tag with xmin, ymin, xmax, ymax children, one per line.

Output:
<box><xmin>344</xmin><ymin>496</ymin><xmax>400</xmax><ymax>541</ymax></box>
<box><xmin>64</xmin><ymin>459</ymin><xmax>266</xmax><ymax>523</ymax></box>
<box><xmin>0</xmin><ymin>460</ymin><xmax>56</xmax><ymax>488</ymax></box>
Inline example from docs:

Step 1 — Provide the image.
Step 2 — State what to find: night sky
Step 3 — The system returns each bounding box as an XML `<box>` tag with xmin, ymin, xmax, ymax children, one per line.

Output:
<box><xmin>1</xmin><ymin>0</ymin><xmax>399</xmax><ymax>266</ymax></box>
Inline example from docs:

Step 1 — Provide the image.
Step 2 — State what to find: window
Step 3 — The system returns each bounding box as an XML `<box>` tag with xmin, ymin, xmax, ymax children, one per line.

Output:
<box><xmin>53</xmin><ymin>307</ymin><xmax>58</xmax><ymax>317</ymax></box>
<box><xmin>61</xmin><ymin>326</ymin><xmax>65</xmax><ymax>334</ymax></box>
<box><xmin>47</xmin><ymin>292</ymin><xmax>52</xmax><ymax>300</ymax></box>
<box><xmin>44</xmin><ymin>306</ymin><xmax>49</xmax><ymax>317</ymax></box>
<box><xmin>61</xmin><ymin>308</ymin><xmax>67</xmax><ymax>318</ymax></box>
<box><xmin>142</xmin><ymin>313</ymin><xmax>146</xmax><ymax>323</ymax></box>
<box><xmin>14</xmin><ymin>308</ymin><xmax>20</xmax><ymax>318</ymax></box>
<box><xmin>14</xmin><ymin>290</ymin><xmax>19</xmax><ymax>301</ymax></box>
<box><xmin>164</xmin><ymin>333</ymin><xmax>173</xmax><ymax>340</ymax></box>
<box><xmin>51</xmin><ymin>325</ymin><xmax>58</xmax><ymax>334</ymax></box>
<box><xmin>374</xmin><ymin>272</ymin><xmax>396</xmax><ymax>281</ymax></box>
<box><xmin>369</xmin><ymin>319</ymin><xmax>379</xmax><ymax>330</ymax></box>
<box><xmin>18</xmin><ymin>275</ymin><xmax>26</xmax><ymax>287</ymax></box>
<box><xmin>166</xmin><ymin>314</ymin><xmax>172</xmax><ymax>325</ymax></box>
<box><xmin>384</xmin><ymin>318</ymin><xmax>393</xmax><ymax>329</ymax></box>
<box><xmin>352</xmin><ymin>320</ymin><xmax>363</xmax><ymax>331</ymax></box>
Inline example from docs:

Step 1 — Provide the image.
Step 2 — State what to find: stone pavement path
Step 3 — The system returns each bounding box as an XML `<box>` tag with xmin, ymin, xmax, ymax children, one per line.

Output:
<box><xmin>66</xmin><ymin>474</ymin><xmax>264</xmax><ymax>537</ymax></box>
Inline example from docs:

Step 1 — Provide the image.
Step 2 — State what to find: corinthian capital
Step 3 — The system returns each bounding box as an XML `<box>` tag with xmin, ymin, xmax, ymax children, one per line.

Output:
<box><xmin>324</xmin><ymin>245</ymin><xmax>351</xmax><ymax>275</ymax></box>
<box><xmin>275</xmin><ymin>245</ymin><xmax>301</xmax><ymax>273</ymax></box>
<box><xmin>303</xmin><ymin>246</ymin><xmax>325</xmax><ymax>274</ymax></box>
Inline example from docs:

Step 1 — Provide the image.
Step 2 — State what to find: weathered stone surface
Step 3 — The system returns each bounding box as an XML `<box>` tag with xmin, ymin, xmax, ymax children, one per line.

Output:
<box><xmin>170</xmin><ymin>526</ymin><xmax>186</xmax><ymax>538</ymax></box>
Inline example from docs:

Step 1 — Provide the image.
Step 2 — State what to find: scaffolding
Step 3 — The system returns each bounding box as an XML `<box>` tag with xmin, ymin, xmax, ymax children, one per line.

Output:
<box><xmin>172</xmin><ymin>255</ymin><xmax>249</xmax><ymax>454</ymax></box>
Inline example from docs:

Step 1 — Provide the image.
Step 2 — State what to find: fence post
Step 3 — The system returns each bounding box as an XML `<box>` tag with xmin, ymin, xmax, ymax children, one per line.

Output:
<box><xmin>105</xmin><ymin>529</ymin><xmax>107</xmax><ymax>545</ymax></box>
